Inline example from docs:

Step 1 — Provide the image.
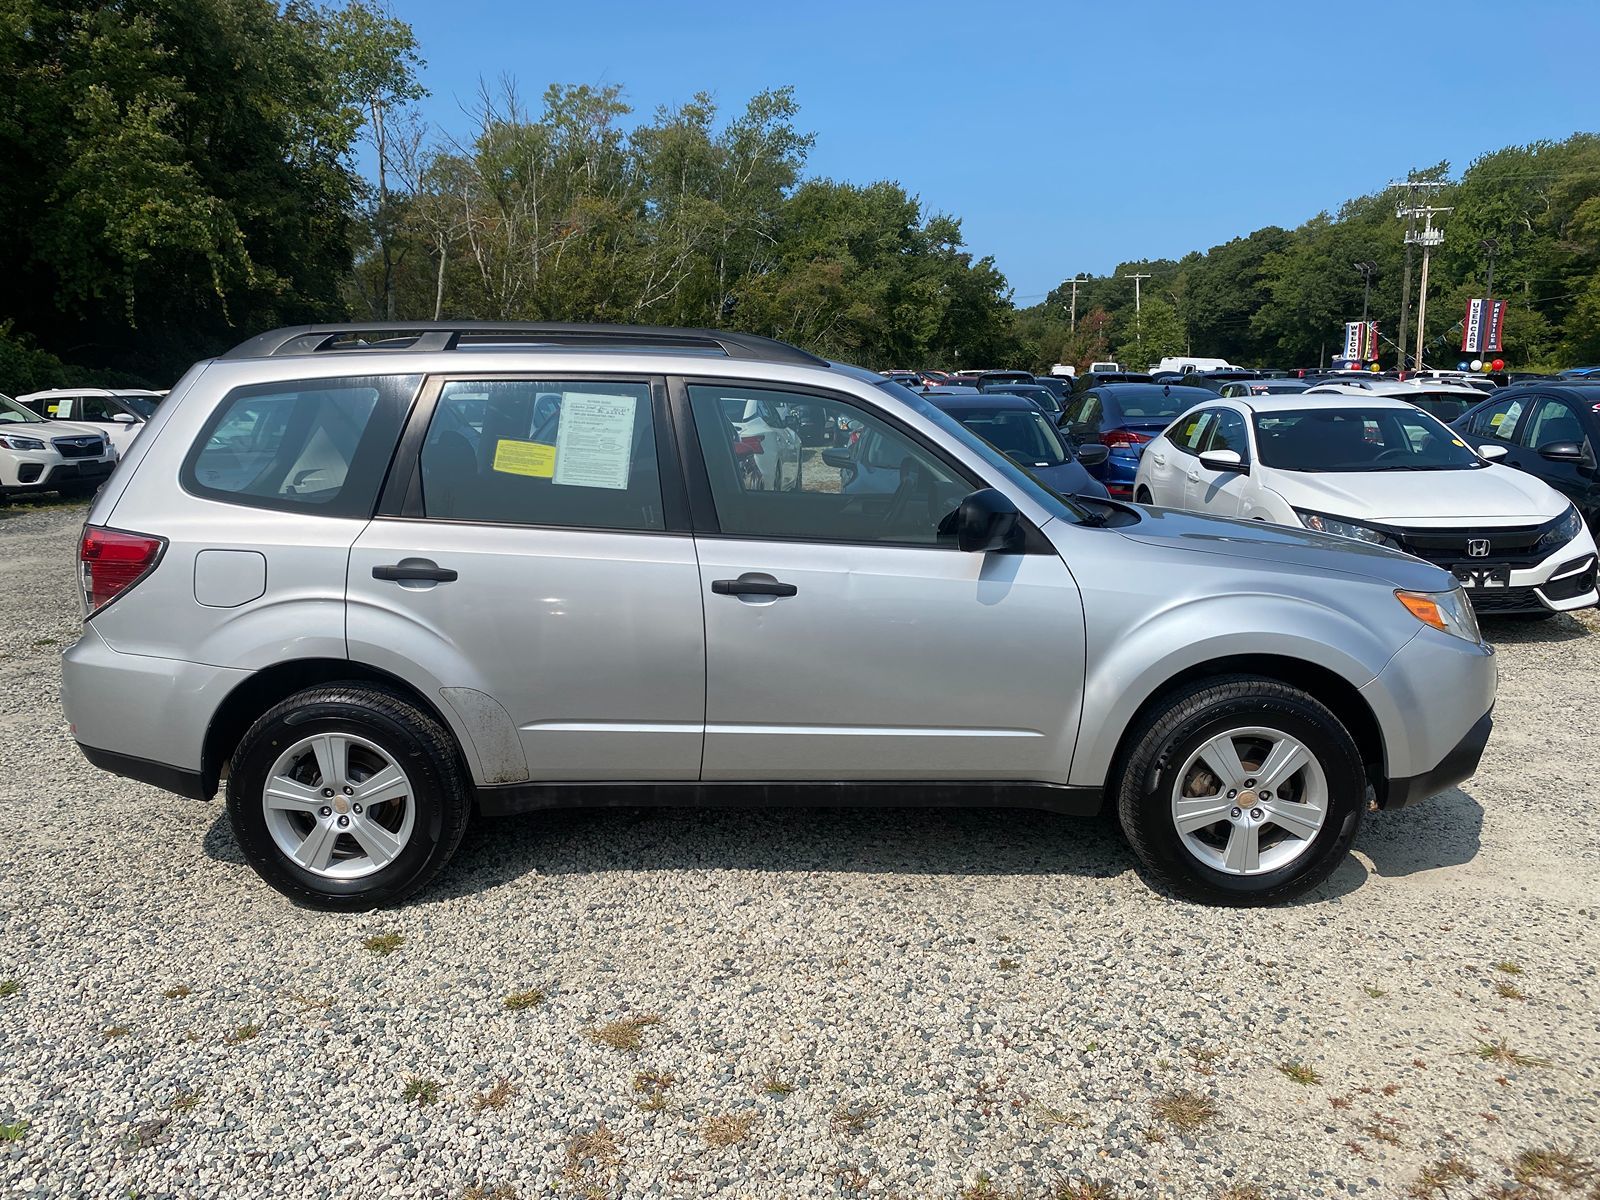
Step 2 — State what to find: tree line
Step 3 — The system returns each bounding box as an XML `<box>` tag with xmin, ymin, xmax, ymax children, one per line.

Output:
<box><xmin>2</xmin><ymin>1</ymin><xmax>1598</xmax><ymax>389</ymax></box>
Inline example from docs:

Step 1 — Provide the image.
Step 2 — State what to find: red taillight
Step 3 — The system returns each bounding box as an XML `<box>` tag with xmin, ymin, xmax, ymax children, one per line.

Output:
<box><xmin>732</xmin><ymin>435</ymin><xmax>765</xmax><ymax>456</ymax></box>
<box><xmin>1101</xmin><ymin>427</ymin><xmax>1152</xmax><ymax>451</ymax></box>
<box><xmin>79</xmin><ymin>526</ymin><xmax>165</xmax><ymax>617</ymax></box>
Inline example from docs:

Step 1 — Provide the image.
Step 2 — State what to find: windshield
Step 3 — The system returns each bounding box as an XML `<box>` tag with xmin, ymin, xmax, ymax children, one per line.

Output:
<box><xmin>1254</xmin><ymin>407</ymin><xmax>1485</xmax><ymax>472</ymax></box>
<box><xmin>945</xmin><ymin>406</ymin><xmax>1071</xmax><ymax>467</ymax></box>
<box><xmin>986</xmin><ymin>384</ymin><xmax>1060</xmax><ymax>413</ymax></box>
<box><xmin>0</xmin><ymin>394</ymin><xmax>44</xmax><ymax>424</ymax></box>
<box><xmin>122</xmin><ymin>395</ymin><xmax>160</xmax><ymax>419</ymax></box>
<box><xmin>878</xmin><ymin>380</ymin><xmax>1097</xmax><ymax>523</ymax></box>
<box><xmin>1405</xmin><ymin>392</ymin><xmax>1475</xmax><ymax>422</ymax></box>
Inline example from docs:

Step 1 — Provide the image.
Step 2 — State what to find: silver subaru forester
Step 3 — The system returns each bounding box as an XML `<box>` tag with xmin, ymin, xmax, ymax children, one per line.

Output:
<box><xmin>62</xmin><ymin>323</ymin><xmax>1497</xmax><ymax>909</ymax></box>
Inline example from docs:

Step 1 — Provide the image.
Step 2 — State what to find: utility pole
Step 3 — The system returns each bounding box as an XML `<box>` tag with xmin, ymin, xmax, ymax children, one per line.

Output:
<box><xmin>1120</xmin><ymin>272</ymin><xmax>1152</xmax><ymax>363</ymax></box>
<box><xmin>1393</xmin><ymin>177</ymin><xmax>1448</xmax><ymax>372</ymax></box>
<box><xmin>1404</xmin><ymin>204</ymin><xmax>1452</xmax><ymax>370</ymax></box>
<box><xmin>1063</xmin><ymin>275</ymin><xmax>1088</xmax><ymax>333</ymax></box>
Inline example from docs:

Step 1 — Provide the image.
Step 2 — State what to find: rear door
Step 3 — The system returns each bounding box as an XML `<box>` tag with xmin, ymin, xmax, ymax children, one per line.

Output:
<box><xmin>347</xmin><ymin>376</ymin><xmax>706</xmax><ymax>782</ymax></box>
<box><xmin>681</xmin><ymin>379</ymin><xmax>1085</xmax><ymax>783</ymax></box>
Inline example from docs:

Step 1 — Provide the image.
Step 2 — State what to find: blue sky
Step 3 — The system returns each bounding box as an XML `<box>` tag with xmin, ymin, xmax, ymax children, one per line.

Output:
<box><xmin>383</xmin><ymin>0</ymin><xmax>1598</xmax><ymax>303</ymax></box>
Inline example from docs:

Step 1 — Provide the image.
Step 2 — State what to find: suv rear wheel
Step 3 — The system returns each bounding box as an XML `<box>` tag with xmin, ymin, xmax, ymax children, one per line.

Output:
<box><xmin>226</xmin><ymin>683</ymin><xmax>471</xmax><ymax>910</ymax></box>
<box><xmin>1115</xmin><ymin>676</ymin><xmax>1365</xmax><ymax>905</ymax></box>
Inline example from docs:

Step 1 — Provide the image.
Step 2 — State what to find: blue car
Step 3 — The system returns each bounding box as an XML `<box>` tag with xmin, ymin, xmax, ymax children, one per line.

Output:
<box><xmin>1061</xmin><ymin>382</ymin><xmax>1214</xmax><ymax>498</ymax></box>
<box><xmin>832</xmin><ymin>389</ymin><xmax>1109</xmax><ymax>499</ymax></box>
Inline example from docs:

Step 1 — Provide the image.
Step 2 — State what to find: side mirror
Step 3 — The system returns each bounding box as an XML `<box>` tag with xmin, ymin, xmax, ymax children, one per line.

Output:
<box><xmin>111</xmin><ymin>413</ymin><xmax>138</xmax><ymax>424</ymax></box>
<box><xmin>1074</xmin><ymin>443</ymin><xmax>1110</xmax><ymax>467</ymax></box>
<box><xmin>821</xmin><ymin>446</ymin><xmax>854</xmax><ymax>470</ymax></box>
<box><xmin>1198</xmin><ymin>448</ymin><xmax>1248</xmax><ymax>474</ymax></box>
<box><xmin>955</xmin><ymin>488</ymin><xmax>1023</xmax><ymax>553</ymax></box>
<box><xmin>1538</xmin><ymin>441</ymin><xmax>1584</xmax><ymax>463</ymax></box>
<box><xmin>1476</xmin><ymin>443</ymin><xmax>1509</xmax><ymax>461</ymax></box>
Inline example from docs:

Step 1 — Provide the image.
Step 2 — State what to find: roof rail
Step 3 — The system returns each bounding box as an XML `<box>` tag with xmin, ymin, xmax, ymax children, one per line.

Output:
<box><xmin>219</xmin><ymin>322</ymin><xmax>830</xmax><ymax>367</ymax></box>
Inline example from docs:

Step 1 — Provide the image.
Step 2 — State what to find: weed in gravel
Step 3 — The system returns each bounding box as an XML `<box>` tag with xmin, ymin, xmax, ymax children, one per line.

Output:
<box><xmin>702</xmin><ymin>1112</ymin><xmax>758</xmax><ymax>1149</ymax></box>
<box><xmin>1495</xmin><ymin>981</ymin><xmax>1527</xmax><ymax>1001</ymax></box>
<box><xmin>1362</xmin><ymin>985</ymin><xmax>1388</xmax><ymax>998</ymax></box>
<box><xmin>585</xmin><ymin>1013</ymin><xmax>660</xmax><ymax>1052</ymax></box>
<box><xmin>1185</xmin><ymin>1045</ymin><xmax>1222</xmax><ymax>1074</ymax></box>
<box><xmin>1151</xmin><ymin>1090</ymin><xmax>1218</xmax><ymax>1131</ymax></box>
<box><xmin>1214</xmin><ymin>1188</ymin><xmax>1268</xmax><ymax>1200</ymax></box>
<box><xmin>761</xmin><ymin>1071</ymin><xmax>795</xmax><ymax>1097</ymax></box>
<box><xmin>289</xmin><ymin>990</ymin><xmax>333</xmax><ymax>1012</ymax></box>
<box><xmin>632</xmin><ymin>1071</ymin><xmax>675</xmax><ymax>1112</ymax></box>
<box><xmin>0</xmin><ymin>1120</ymin><xmax>28</xmax><ymax>1142</ymax></box>
<box><xmin>1493</xmin><ymin>961</ymin><xmax>1524</xmax><ymax>976</ymax></box>
<box><xmin>1030</xmin><ymin>1102</ymin><xmax>1087</xmax><ymax>1129</ymax></box>
<box><xmin>102</xmin><ymin>1025</ymin><xmax>131</xmax><ymax>1041</ymax></box>
<box><xmin>958</xmin><ymin>1176</ymin><xmax>1015</xmax><ymax>1200</ymax></box>
<box><xmin>224</xmin><ymin>1023</ymin><xmax>260</xmax><ymax>1045</ymax></box>
<box><xmin>472</xmin><ymin>1077</ymin><xmax>518</xmax><ymax>1111</ymax></box>
<box><xmin>1511</xmin><ymin>1146</ymin><xmax>1596</xmax><ymax>1190</ymax></box>
<box><xmin>169</xmin><ymin>1089</ymin><xmax>202</xmax><ymax>1113</ymax></box>
<box><xmin>503</xmin><ymin>988</ymin><xmax>546</xmax><ymax>1011</ymax></box>
<box><xmin>31</xmin><ymin>637</ymin><xmax>57</xmax><ymax>648</ymax></box>
<box><xmin>1277</xmin><ymin>1061</ymin><xmax>1320</xmax><ymax>1085</ymax></box>
<box><xmin>1054</xmin><ymin>1181</ymin><xmax>1121</xmax><ymax>1200</ymax></box>
<box><xmin>1359</xmin><ymin>1116</ymin><xmax>1405</xmax><ymax>1147</ymax></box>
<box><xmin>832</xmin><ymin>1101</ymin><xmax>886</xmax><ymax>1135</ymax></box>
<box><xmin>402</xmin><ymin>1076</ymin><xmax>441</xmax><ymax>1106</ymax></box>
<box><xmin>461</xmin><ymin>1186</ymin><xmax>518</xmax><ymax>1200</ymax></box>
<box><xmin>1141</xmin><ymin>1128</ymin><xmax>1168</xmax><ymax>1145</ymax></box>
<box><xmin>362</xmin><ymin>932</ymin><xmax>404</xmax><ymax>956</ymax></box>
<box><xmin>0</xmin><ymin>980</ymin><xmax>19</xmax><ymax>998</ymax></box>
<box><xmin>1404</xmin><ymin>1156</ymin><xmax>1477</xmax><ymax>1198</ymax></box>
<box><xmin>1331</xmin><ymin>1096</ymin><xmax>1353</xmax><ymax>1110</ymax></box>
<box><xmin>120</xmin><ymin>1117</ymin><xmax>172</xmax><ymax>1151</ymax></box>
<box><xmin>162</xmin><ymin>985</ymin><xmax>190</xmax><ymax>999</ymax></box>
<box><xmin>997</xmin><ymin>958</ymin><xmax>1020</xmax><ymax>972</ymax></box>
<box><xmin>563</xmin><ymin>1123</ymin><xmax>621</xmax><ymax>1196</ymax></box>
<box><xmin>1474</xmin><ymin>1039</ymin><xmax>1552</xmax><ymax>1069</ymax></box>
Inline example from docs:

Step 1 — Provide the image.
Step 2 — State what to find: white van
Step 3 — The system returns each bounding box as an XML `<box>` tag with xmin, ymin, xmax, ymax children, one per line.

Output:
<box><xmin>1153</xmin><ymin>357</ymin><xmax>1241</xmax><ymax>375</ymax></box>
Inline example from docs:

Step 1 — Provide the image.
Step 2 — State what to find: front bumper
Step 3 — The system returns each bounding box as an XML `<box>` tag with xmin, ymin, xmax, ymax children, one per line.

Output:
<box><xmin>0</xmin><ymin>453</ymin><xmax>114</xmax><ymax>492</ymax></box>
<box><xmin>1380</xmin><ymin>708</ymin><xmax>1493</xmax><ymax>809</ymax></box>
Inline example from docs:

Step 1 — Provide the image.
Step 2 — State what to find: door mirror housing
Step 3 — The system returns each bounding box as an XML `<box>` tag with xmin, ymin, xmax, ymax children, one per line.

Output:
<box><xmin>111</xmin><ymin>413</ymin><xmax>138</xmax><ymax>424</ymax></box>
<box><xmin>1073</xmin><ymin>443</ymin><xmax>1110</xmax><ymax>467</ymax></box>
<box><xmin>821</xmin><ymin>446</ymin><xmax>854</xmax><ymax>470</ymax></box>
<box><xmin>1198</xmin><ymin>448</ymin><xmax>1248</xmax><ymax>474</ymax></box>
<box><xmin>1537</xmin><ymin>440</ymin><xmax>1584</xmax><ymax>463</ymax></box>
<box><xmin>954</xmin><ymin>488</ymin><xmax>1023</xmax><ymax>553</ymax></box>
<box><xmin>1476</xmin><ymin>443</ymin><xmax>1509</xmax><ymax>461</ymax></box>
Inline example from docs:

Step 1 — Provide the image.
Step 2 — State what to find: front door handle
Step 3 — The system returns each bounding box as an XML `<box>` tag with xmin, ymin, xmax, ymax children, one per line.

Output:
<box><xmin>373</xmin><ymin>559</ymin><xmax>457</xmax><ymax>583</ymax></box>
<box><xmin>1187</xmin><ymin>471</ymin><xmax>1201</xmax><ymax>483</ymax></box>
<box><xmin>712</xmin><ymin>577</ymin><xmax>798</xmax><ymax>598</ymax></box>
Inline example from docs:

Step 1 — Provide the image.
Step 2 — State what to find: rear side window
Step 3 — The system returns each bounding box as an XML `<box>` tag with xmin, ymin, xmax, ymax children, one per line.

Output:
<box><xmin>183</xmin><ymin>375</ymin><xmax>419</xmax><ymax>517</ymax></box>
<box><xmin>418</xmin><ymin>379</ymin><xmax>664</xmax><ymax>530</ymax></box>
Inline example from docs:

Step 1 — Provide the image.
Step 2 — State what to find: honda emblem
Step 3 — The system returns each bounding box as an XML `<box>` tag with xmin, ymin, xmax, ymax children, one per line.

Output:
<box><xmin>1466</xmin><ymin>539</ymin><xmax>1491</xmax><ymax>557</ymax></box>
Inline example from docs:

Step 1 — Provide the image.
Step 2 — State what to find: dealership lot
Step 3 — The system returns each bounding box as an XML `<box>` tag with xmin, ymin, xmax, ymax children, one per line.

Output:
<box><xmin>1</xmin><ymin>500</ymin><xmax>1597</xmax><ymax>1199</ymax></box>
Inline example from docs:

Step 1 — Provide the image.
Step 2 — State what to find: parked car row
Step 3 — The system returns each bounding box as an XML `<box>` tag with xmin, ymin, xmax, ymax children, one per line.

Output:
<box><xmin>0</xmin><ymin>387</ymin><xmax>169</xmax><ymax>502</ymax></box>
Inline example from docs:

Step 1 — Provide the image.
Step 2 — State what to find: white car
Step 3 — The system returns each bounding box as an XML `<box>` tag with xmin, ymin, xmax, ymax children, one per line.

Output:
<box><xmin>0</xmin><ymin>392</ymin><xmax>117</xmax><ymax>502</ymax></box>
<box><xmin>723</xmin><ymin>394</ymin><xmax>801</xmax><ymax>491</ymax></box>
<box><xmin>16</xmin><ymin>388</ymin><xmax>166</xmax><ymax>456</ymax></box>
<box><xmin>1134</xmin><ymin>393</ymin><xmax>1598</xmax><ymax>617</ymax></box>
<box><xmin>1305</xmin><ymin>379</ymin><xmax>1484</xmax><ymax>425</ymax></box>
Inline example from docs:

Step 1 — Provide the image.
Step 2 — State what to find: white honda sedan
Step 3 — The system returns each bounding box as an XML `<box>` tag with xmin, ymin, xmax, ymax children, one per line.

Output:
<box><xmin>1134</xmin><ymin>394</ymin><xmax>1598</xmax><ymax>616</ymax></box>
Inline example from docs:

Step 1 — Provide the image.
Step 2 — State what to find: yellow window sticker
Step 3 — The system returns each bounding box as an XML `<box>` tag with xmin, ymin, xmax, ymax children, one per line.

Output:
<box><xmin>492</xmin><ymin>439</ymin><xmax>556</xmax><ymax>477</ymax></box>
<box><xmin>1452</xmin><ymin>439</ymin><xmax>1466</xmax><ymax>447</ymax></box>
<box><xmin>1488</xmin><ymin>413</ymin><xmax>1504</xmax><ymax>427</ymax></box>
<box><xmin>46</xmin><ymin>404</ymin><xmax>60</xmax><ymax>416</ymax></box>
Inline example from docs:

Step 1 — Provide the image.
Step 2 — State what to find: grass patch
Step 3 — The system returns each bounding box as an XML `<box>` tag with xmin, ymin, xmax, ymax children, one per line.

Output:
<box><xmin>162</xmin><ymin>985</ymin><xmax>190</xmax><ymax>999</ymax></box>
<box><xmin>1362</xmin><ymin>985</ymin><xmax>1388</xmax><ymax>999</ymax></box>
<box><xmin>362</xmin><ymin>932</ymin><xmax>404</xmax><ymax>956</ymax></box>
<box><xmin>585</xmin><ymin>1013</ymin><xmax>661</xmax><ymax>1053</ymax></box>
<box><xmin>0</xmin><ymin>980</ymin><xmax>19</xmax><ymax>999</ymax></box>
<box><xmin>402</xmin><ymin>1076</ymin><xmax>441</xmax><ymax>1106</ymax></box>
<box><xmin>1150</xmin><ymin>1090</ymin><xmax>1218</xmax><ymax>1131</ymax></box>
<box><xmin>169</xmin><ymin>1089</ymin><xmax>202</xmax><ymax>1113</ymax></box>
<box><xmin>30</xmin><ymin>637</ymin><xmax>57</xmax><ymax>648</ymax></box>
<box><xmin>224</xmin><ymin>1023</ymin><xmax>261</xmax><ymax>1045</ymax></box>
<box><xmin>701</xmin><ymin>1112</ymin><xmax>758</xmax><ymax>1149</ymax></box>
<box><xmin>1359</xmin><ymin>1117</ymin><xmax>1404</xmax><ymax>1147</ymax></box>
<box><xmin>1184</xmin><ymin>1045</ymin><xmax>1221</xmax><ymax>1073</ymax></box>
<box><xmin>1492</xmin><ymin>961</ymin><xmax>1524</xmax><ymax>976</ymax></box>
<box><xmin>1277</xmin><ymin>1061</ymin><xmax>1320</xmax><ymax>1086</ymax></box>
<box><xmin>997</xmin><ymin>958</ymin><xmax>1020</xmax><ymax>972</ymax></box>
<box><xmin>831</xmin><ymin>1101</ymin><xmax>886</xmax><ymax>1135</ymax></box>
<box><xmin>120</xmin><ymin>1116</ymin><xmax>171</xmax><ymax>1151</ymax></box>
<box><xmin>502</xmin><ymin>988</ymin><xmax>546</xmax><ymax>1011</ymax></box>
<box><xmin>472</xmin><ymin>1077</ymin><xmax>518</xmax><ymax>1111</ymax></box>
<box><xmin>632</xmin><ymin>1071</ymin><xmax>676</xmax><ymax>1113</ymax></box>
<box><xmin>0</xmin><ymin>1120</ymin><xmax>28</xmax><ymax>1143</ymax></box>
<box><xmin>958</xmin><ymin>1177</ymin><xmax>1014</xmax><ymax>1200</ymax></box>
<box><xmin>462</xmin><ymin>1186</ymin><xmax>518</xmax><ymax>1200</ymax></box>
<box><xmin>1474</xmin><ymin>1038</ymin><xmax>1552</xmax><ymax>1069</ymax></box>
<box><xmin>563</xmin><ymin>1123</ymin><xmax>621</xmax><ymax>1195</ymax></box>
<box><xmin>761</xmin><ymin>1071</ymin><xmax>795</xmax><ymax>1097</ymax></box>
<box><xmin>1030</xmin><ymin>1103</ymin><xmax>1087</xmax><ymax>1129</ymax></box>
<box><xmin>1053</xmin><ymin>1182</ymin><xmax>1120</xmax><ymax>1200</ymax></box>
<box><xmin>1512</xmin><ymin>1147</ymin><xmax>1596</xmax><ymax>1190</ymax></box>
<box><xmin>102</xmin><ymin>1025</ymin><xmax>131</xmax><ymax>1041</ymax></box>
<box><xmin>1494</xmin><ymin>981</ymin><xmax>1526</xmax><ymax>1001</ymax></box>
<box><xmin>1404</xmin><ymin>1157</ymin><xmax>1476</xmax><ymax>1199</ymax></box>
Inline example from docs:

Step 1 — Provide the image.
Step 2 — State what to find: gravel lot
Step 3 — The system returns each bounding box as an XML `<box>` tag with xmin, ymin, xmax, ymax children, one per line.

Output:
<box><xmin>2</xmin><ymin>499</ymin><xmax>1597</xmax><ymax>1200</ymax></box>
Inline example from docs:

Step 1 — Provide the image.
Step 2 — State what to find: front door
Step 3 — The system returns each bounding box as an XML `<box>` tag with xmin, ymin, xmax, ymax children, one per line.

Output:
<box><xmin>683</xmin><ymin>381</ymin><xmax>1085</xmax><ymax>783</ymax></box>
<box><xmin>1185</xmin><ymin>407</ymin><xmax>1251</xmax><ymax>516</ymax></box>
<box><xmin>347</xmin><ymin>376</ymin><xmax>705</xmax><ymax>782</ymax></box>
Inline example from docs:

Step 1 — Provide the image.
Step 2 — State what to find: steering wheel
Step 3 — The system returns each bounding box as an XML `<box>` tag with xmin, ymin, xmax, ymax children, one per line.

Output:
<box><xmin>1373</xmin><ymin>448</ymin><xmax>1411</xmax><ymax>462</ymax></box>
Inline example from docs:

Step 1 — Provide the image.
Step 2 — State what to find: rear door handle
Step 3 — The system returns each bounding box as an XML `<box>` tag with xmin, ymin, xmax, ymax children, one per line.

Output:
<box><xmin>712</xmin><ymin>577</ymin><xmax>798</xmax><ymax>598</ymax></box>
<box><xmin>373</xmin><ymin>559</ymin><xmax>457</xmax><ymax>583</ymax></box>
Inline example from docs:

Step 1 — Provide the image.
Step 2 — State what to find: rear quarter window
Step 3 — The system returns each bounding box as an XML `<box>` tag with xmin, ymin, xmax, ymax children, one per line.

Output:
<box><xmin>182</xmin><ymin>375</ymin><xmax>420</xmax><ymax>517</ymax></box>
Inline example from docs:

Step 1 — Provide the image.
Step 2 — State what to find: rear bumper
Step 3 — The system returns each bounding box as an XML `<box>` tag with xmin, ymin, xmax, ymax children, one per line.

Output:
<box><xmin>78</xmin><ymin>744</ymin><xmax>208</xmax><ymax>800</ymax></box>
<box><xmin>1380</xmin><ymin>708</ymin><xmax>1493</xmax><ymax>809</ymax></box>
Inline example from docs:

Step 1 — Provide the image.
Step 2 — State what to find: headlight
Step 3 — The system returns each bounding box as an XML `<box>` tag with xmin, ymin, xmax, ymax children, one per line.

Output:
<box><xmin>1397</xmin><ymin>586</ymin><xmax>1482</xmax><ymax>644</ymax></box>
<box><xmin>1296</xmin><ymin>509</ymin><xmax>1394</xmax><ymax>546</ymax></box>
<box><xmin>1533</xmin><ymin>505</ymin><xmax>1584</xmax><ymax>555</ymax></box>
<box><xmin>0</xmin><ymin>433</ymin><xmax>47</xmax><ymax>451</ymax></box>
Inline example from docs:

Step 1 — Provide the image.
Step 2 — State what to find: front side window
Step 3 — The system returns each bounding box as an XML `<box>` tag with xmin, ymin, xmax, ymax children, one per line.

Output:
<box><xmin>688</xmin><ymin>384</ymin><xmax>968</xmax><ymax>545</ymax></box>
<box><xmin>419</xmin><ymin>379</ymin><xmax>663</xmax><ymax>530</ymax></box>
<box><xmin>1204</xmin><ymin>409</ymin><xmax>1250</xmax><ymax>459</ymax></box>
<box><xmin>1463</xmin><ymin>397</ymin><xmax>1524</xmax><ymax>441</ymax></box>
<box><xmin>0</xmin><ymin>395</ymin><xmax>44</xmax><ymax>425</ymax></box>
<box><xmin>1173</xmin><ymin>410</ymin><xmax>1217</xmax><ymax>454</ymax></box>
<box><xmin>184</xmin><ymin>375</ymin><xmax>418</xmax><ymax>516</ymax></box>
<box><xmin>1518</xmin><ymin>397</ymin><xmax>1587</xmax><ymax>452</ymax></box>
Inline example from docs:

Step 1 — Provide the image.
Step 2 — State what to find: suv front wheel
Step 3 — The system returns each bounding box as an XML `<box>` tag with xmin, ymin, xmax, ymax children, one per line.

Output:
<box><xmin>1115</xmin><ymin>676</ymin><xmax>1366</xmax><ymax>905</ymax></box>
<box><xmin>226</xmin><ymin>683</ymin><xmax>471</xmax><ymax>910</ymax></box>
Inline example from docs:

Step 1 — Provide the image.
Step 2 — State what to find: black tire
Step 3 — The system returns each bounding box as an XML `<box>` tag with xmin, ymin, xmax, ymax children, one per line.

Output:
<box><xmin>226</xmin><ymin>683</ymin><xmax>471</xmax><ymax>910</ymax></box>
<box><xmin>1135</xmin><ymin>486</ymin><xmax>1153</xmax><ymax>504</ymax></box>
<box><xmin>1114</xmin><ymin>675</ymin><xmax>1365</xmax><ymax>906</ymax></box>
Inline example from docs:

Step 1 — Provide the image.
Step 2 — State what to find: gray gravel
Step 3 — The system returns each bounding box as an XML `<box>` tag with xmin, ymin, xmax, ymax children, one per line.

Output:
<box><xmin>1</xmin><ymin>499</ymin><xmax>1597</xmax><ymax>1200</ymax></box>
